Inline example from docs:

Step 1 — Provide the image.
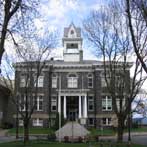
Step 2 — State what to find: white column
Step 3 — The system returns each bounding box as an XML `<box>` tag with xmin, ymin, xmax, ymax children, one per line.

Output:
<box><xmin>79</xmin><ymin>96</ymin><xmax>82</xmax><ymax>118</ymax></box>
<box><xmin>84</xmin><ymin>95</ymin><xmax>87</xmax><ymax>118</ymax></box>
<box><xmin>58</xmin><ymin>94</ymin><xmax>61</xmax><ymax>113</ymax></box>
<box><xmin>64</xmin><ymin>96</ymin><xmax>67</xmax><ymax>118</ymax></box>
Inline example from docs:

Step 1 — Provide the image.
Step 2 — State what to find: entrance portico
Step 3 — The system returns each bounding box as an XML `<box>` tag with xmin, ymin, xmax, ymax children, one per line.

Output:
<box><xmin>58</xmin><ymin>91</ymin><xmax>88</xmax><ymax>122</ymax></box>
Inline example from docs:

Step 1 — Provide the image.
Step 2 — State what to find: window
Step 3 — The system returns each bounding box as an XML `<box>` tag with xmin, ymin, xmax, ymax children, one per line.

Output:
<box><xmin>88</xmin><ymin>74</ymin><xmax>93</xmax><ymax>88</ymax></box>
<box><xmin>19</xmin><ymin>95</ymin><xmax>26</xmax><ymax>111</ymax></box>
<box><xmin>67</xmin><ymin>43</ymin><xmax>78</xmax><ymax>49</ymax></box>
<box><xmin>0</xmin><ymin>112</ymin><xmax>3</xmax><ymax>119</ymax></box>
<box><xmin>33</xmin><ymin>95</ymin><xmax>43</xmax><ymax>111</ymax></box>
<box><xmin>20</xmin><ymin>76</ymin><xmax>25</xmax><ymax>87</ymax></box>
<box><xmin>71</xmin><ymin>30</ymin><xmax>74</xmax><ymax>34</ymax></box>
<box><xmin>88</xmin><ymin>118</ymin><xmax>94</xmax><ymax>126</ymax></box>
<box><xmin>88</xmin><ymin>96</ymin><xmax>94</xmax><ymax>111</ymax></box>
<box><xmin>102</xmin><ymin>96</ymin><xmax>112</xmax><ymax>111</ymax></box>
<box><xmin>20</xmin><ymin>76</ymin><xmax>29</xmax><ymax>87</ymax></box>
<box><xmin>52</xmin><ymin>74</ymin><xmax>57</xmax><ymax>88</ymax></box>
<box><xmin>102</xmin><ymin>118</ymin><xmax>111</xmax><ymax>126</ymax></box>
<box><xmin>68</xmin><ymin>74</ymin><xmax>78</xmax><ymax>88</ymax></box>
<box><xmin>19</xmin><ymin>119</ymin><xmax>24</xmax><ymax>126</ymax></box>
<box><xmin>51</xmin><ymin>96</ymin><xmax>57</xmax><ymax>111</ymax></box>
<box><xmin>33</xmin><ymin>118</ymin><xmax>43</xmax><ymax>127</ymax></box>
<box><xmin>116</xmin><ymin>97</ymin><xmax>126</xmax><ymax>111</ymax></box>
<box><xmin>101</xmin><ymin>77</ymin><xmax>107</xmax><ymax>87</ymax></box>
<box><xmin>34</xmin><ymin>76</ymin><xmax>44</xmax><ymax>87</ymax></box>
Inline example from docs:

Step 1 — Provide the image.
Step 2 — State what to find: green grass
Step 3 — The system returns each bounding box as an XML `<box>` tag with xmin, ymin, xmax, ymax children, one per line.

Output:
<box><xmin>8</xmin><ymin>127</ymin><xmax>147</xmax><ymax>137</ymax></box>
<box><xmin>8</xmin><ymin>128</ymin><xmax>54</xmax><ymax>135</ymax></box>
<box><xmin>90</xmin><ymin>127</ymin><xmax>147</xmax><ymax>136</ymax></box>
<box><xmin>130</xmin><ymin>127</ymin><xmax>147</xmax><ymax>132</ymax></box>
<box><xmin>89</xmin><ymin>128</ymin><xmax>116</xmax><ymax>136</ymax></box>
<box><xmin>0</xmin><ymin>141</ymin><xmax>146</xmax><ymax>147</ymax></box>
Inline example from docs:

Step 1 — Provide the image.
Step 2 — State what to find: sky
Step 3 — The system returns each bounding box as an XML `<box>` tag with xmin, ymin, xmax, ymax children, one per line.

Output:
<box><xmin>34</xmin><ymin>0</ymin><xmax>110</xmax><ymax>60</ymax></box>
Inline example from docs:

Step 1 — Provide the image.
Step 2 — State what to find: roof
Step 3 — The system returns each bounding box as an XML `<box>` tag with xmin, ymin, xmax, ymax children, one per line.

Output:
<box><xmin>15</xmin><ymin>60</ymin><xmax>133</xmax><ymax>69</ymax></box>
<box><xmin>64</xmin><ymin>23</ymin><xmax>81</xmax><ymax>37</ymax></box>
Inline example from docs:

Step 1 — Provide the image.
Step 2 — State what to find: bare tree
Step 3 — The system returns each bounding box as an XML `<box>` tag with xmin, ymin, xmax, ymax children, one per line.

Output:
<box><xmin>1</xmin><ymin>31</ymin><xmax>57</xmax><ymax>144</ymax></box>
<box><xmin>132</xmin><ymin>89</ymin><xmax>147</xmax><ymax>118</ymax></box>
<box><xmin>0</xmin><ymin>0</ymin><xmax>39</xmax><ymax>73</ymax></box>
<box><xmin>83</xmin><ymin>2</ymin><xmax>145</xmax><ymax>142</ymax></box>
<box><xmin>126</xmin><ymin>0</ymin><xmax>147</xmax><ymax>74</ymax></box>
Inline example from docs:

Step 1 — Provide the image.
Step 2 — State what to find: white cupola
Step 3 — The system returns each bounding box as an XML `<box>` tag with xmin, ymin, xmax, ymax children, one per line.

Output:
<box><xmin>62</xmin><ymin>23</ymin><xmax>83</xmax><ymax>62</ymax></box>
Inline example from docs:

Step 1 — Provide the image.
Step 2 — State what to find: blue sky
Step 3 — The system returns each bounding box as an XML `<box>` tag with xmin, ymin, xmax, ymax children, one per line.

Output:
<box><xmin>34</xmin><ymin>0</ymin><xmax>110</xmax><ymax>59</ymax></box>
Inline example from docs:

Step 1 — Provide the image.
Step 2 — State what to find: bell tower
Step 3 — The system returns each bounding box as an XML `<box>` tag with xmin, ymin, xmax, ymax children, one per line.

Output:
<box><xmin>62</xmin><ymin>23</ymin><xmax>83</xmax><ymax>62</ymax></box>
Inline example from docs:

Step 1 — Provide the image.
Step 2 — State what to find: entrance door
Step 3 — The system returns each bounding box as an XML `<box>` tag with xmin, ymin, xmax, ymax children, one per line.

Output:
<box><xmin>69</xmin><ymin>110</ymin><xmax>76</xmax><ymax>121</ymax></box>
<box><xmin>67</xmin><ymin>96</ymin><xmax>78</xmax><ymax>121</ymax></box>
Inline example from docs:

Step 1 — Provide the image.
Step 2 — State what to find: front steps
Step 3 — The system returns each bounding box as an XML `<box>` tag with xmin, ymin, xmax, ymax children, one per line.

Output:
<box><xmin>55</xmin><ymin>121</ymin><xmax>90</xmax><ymax>141</ymax></box>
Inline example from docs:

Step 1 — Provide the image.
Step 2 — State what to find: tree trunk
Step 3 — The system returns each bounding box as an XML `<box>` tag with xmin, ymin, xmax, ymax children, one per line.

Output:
<box><xmin>117</xmin><ymin>117</ymin><xmax>124</xmax><ymax>142</ymax></box>
<box><xmin>16</xmin><ymin>111</ymin><xmax>19</xmax><ymax>139</ymax></box>
<box><xmin>24</xmin><ymin>121</ymin><xmax>29</xmax><ymax>144</ymax></box>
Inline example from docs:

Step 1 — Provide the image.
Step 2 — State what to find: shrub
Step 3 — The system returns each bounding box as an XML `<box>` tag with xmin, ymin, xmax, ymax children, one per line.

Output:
<box><xmin>132</xmin><ymin>122</ymin><xmax>139</xmax><ymax>128</ymax></box>
<box><xmin>95</xmin><ymin>135</ymin><xmax>99</xmax><ymax>142</ymax></box>
<box><xmin>64</xmin><ymin>136</ymin><xmax>69</xmax><ymax>142</ymax></box>
<box><xmin>47</xmin><ymin>133</ymin><xmax>56</xmax><ymax>141</ymax></box>
<box><xmin>2</xmin><ymin>122</ymin><xmax>13</xmax><ymax>129</ymax></box>
<box><xmin>78</xmin><ymin>136</ymin><xmax>83</xmax><ymax>142</ymax></box>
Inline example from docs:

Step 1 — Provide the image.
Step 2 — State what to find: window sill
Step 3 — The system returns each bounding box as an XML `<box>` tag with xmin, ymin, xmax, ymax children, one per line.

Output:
<box><xmin>102</xmin><ymin>110</ymin><xmax>112</xmax><ymax>112</ymax></box>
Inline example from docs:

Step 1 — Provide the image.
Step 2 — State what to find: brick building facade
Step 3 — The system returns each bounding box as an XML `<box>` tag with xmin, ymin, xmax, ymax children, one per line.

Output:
<box><xmin>14</xmin><ymin>23</ymin><xmax>132</xmax><ymax>128</ymax></box>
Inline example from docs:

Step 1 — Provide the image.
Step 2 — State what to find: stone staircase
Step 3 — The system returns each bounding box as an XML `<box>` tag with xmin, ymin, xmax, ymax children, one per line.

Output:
<box><xmin>55</xmin><ymin>121</ymin><xmax>90</xmax><ymax>141</ymax></box>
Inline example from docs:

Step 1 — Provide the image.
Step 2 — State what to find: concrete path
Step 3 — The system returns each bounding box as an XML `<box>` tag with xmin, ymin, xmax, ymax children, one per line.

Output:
<box><xmin>99</xmin><ymin>132</ymin><xmax>147</xmax><ymax>145</ymax></box>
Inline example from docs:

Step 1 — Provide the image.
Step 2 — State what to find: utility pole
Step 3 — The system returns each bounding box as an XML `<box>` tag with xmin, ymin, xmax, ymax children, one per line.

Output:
<box><xmin>128</xmin><ymin>97</ymin><xmax>131</xmax><ymax>144</ymax></box>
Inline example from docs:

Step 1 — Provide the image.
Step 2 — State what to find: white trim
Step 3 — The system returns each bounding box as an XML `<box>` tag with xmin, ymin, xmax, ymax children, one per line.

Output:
<box><xmin>64</xmin><ymin>96</ymin><xmax>67</xmax><ymax>118</ymax></box>
<box><xmin>102</xmin><ymin>96</ymin><xmax>112</xmax><ymax>111</ymax></box>
<box><xmin>32</xmin><ymin>118</ymin><xmax>43</xmax><ymax>127</ymax></box>
<box><xmin>102</xmin><ymin>118</ymin><xmax>112</xmax><ymax>126</ymax></box>
<box><xmin>79</xmin><ymin>96</ymin><xmax>82</xmax><ymax>118</ymax></box>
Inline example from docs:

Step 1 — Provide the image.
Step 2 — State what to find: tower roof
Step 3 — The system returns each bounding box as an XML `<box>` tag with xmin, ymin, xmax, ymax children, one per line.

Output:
<box><xmin>63</xmin><ymin>22</ymin><xmax>81</xmax><ymax>37</ymax></box>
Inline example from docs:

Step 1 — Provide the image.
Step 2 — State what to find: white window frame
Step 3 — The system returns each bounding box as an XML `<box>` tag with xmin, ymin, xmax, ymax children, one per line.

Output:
<box><xmin>102</xmin><ymin>118</ymin><xmax>112</xmax><ymax>126</ymax></box>
<box><xmin>67</xmin><ymin>74</ymin><xmax>78</xmax><ymax>88</ymax></box>
<box><xmin>101</xmin><ymin>77</ymin><xmax>107</xmax><ymax>87</ymax></box>
<box><xmin>116</xmin><ymin>98</ymin><xmax>126</xmax><ymax>111</ymax></box>
<box><xmin>88</xmin><ymin>74</ymin><xmax>93</xmax><ymax>88</ymax></box>
<box><xmin>33</xmin><ymin>95</ymin><xmax>43</xmax><ymax>111</ymax></box>
<box><xmin>102</xmin><ymin>96</ymin><xmax>112</xmax><ymax>111</ymax></box>
<box><xmin>51</xmin><ymin>96</ymin><xmax>57</xmax><ymax>111</ymax></box>
<box><xmin>34</xmin><ymin>76</ymin><xmax>44</xmax><ymax>87</ymax></box>
<box><xmin>20</xmin><ymin>76</ymin><xmax>30</xmax><ymax>87</ymax></box>
<box><xmin>52</xmin><ymin>74</ymin><xmax>57</xmax><ymax>88</ymax></box>
<box><xmin>19</xmin><ymin>95</ymin><xmax>26</xmax><ymax>111</ymax></box>
<box><xmin>19</xmin><ymin>119</ymin><xmax>24</xmax><ymax>126</ymax></box>
<box><xmin>32</xmin><ymin>118</ymin><xmax>43</xmax><ymax>127</ymax></box>
<box><xmin>88</xmin><ymin>96</ymin><xmax>94</xmax><ymax>111</ymax></box>
<box><xmin>20</xmin><ymin>76</ymin><xmax>26</xmax><ymax>87</ymax></box>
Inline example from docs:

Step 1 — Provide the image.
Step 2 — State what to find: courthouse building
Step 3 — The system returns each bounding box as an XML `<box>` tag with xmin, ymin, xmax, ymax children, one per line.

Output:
<box><xmin>14</xmin><ymin>23</ymin><xmax>132</xmax><ymax>128</ymax></box>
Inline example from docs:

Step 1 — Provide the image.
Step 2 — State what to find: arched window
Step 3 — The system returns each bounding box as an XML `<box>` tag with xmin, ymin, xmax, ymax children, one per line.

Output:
<box><xmin>88</xmin><ymin>74</ymin><xmax>93</xmax><ymax>88</ymax></box>
<box><xmin>67</xmin><ymin>73</ymin><xmax>78</xmax><ymax>88</ymax></box>
<box><xmin>52</xmin><ymin>73</ymin><xmax>57</xmax><ymax>88</ymax></box>
<box><xmin>71</xmin><ymin>30</ymin><xmax>74</xmax><ymax>34</ymax></box>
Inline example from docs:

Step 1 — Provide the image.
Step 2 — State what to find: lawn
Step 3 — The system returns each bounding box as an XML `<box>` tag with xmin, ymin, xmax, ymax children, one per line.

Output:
<box><xmin>8</xmin><ymin>128</ymin><xmax>54</xmax><ymax>135</ymax></box>
<box><xmin>89</xmin><ymin>128</ymin><xmax>116</xmax><ymax>136</ymax></box>
<box><xmin>90</xmin><ymin>127</ymin><xmax>147</xmax><ymax>136</ymax></box>
<box><xmin>0</xmin><ymin>141</ymin><xmax>146</xmax><ymax>147</ymax></box>
<box><xmin>130</xmin><ymin>127</ymin><xmax>147</xmax><ymax>132</ymax></box>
